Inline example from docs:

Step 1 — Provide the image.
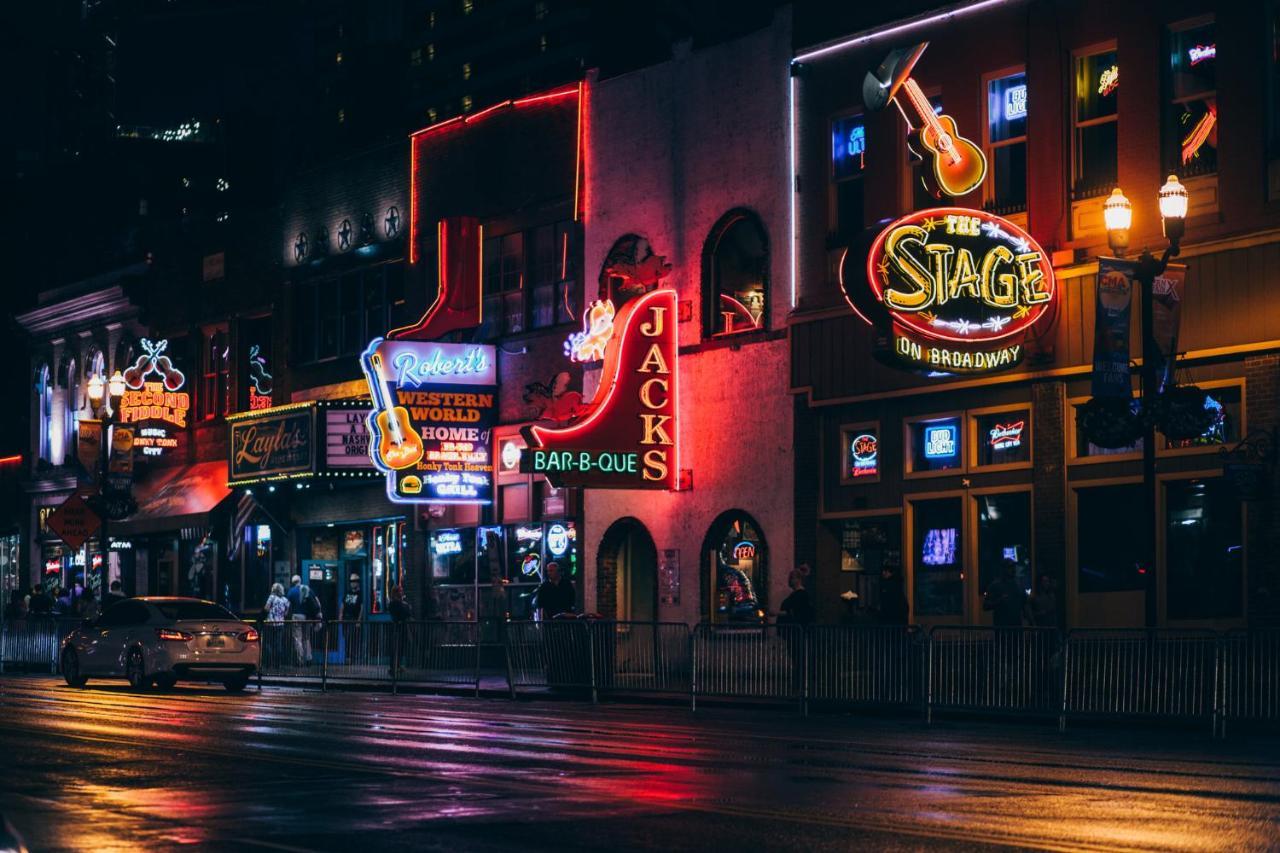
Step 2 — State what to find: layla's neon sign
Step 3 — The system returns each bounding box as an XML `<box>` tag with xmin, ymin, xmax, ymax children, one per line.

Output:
<box><xmin>524</xmin><ymin>288</ymin><xmax>679</xmax><ymax>490</ymax></box>
<box><xmin>860</xmin><ymin>208</ymin><xmax>1055</xmax><ymax>375</ymax></box>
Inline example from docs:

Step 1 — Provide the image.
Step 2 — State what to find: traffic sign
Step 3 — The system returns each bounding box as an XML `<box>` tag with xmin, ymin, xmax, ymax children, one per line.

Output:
<box><xmin>46</xmin><ymin>493</ymin><xmax>102</xmax><ymax>552</ymax></box>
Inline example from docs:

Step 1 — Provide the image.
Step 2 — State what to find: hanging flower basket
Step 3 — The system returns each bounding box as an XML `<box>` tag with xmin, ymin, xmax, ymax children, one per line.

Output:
<box><xmin>1151</xmin><ymin>384</ymin><xmax>1215</xmax><ymax>441</ymax></box>
<box><xmin>1077</xmin><ymin>397</ymin><xmax>1143</xmax><ymax>449</ymax></box>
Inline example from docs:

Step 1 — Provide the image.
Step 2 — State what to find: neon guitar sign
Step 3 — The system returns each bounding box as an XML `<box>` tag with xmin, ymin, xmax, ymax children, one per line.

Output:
<box><xmin>863</xmin><ymin>42</ymin><xmax>986</xmax><ymax>199</ymax></box>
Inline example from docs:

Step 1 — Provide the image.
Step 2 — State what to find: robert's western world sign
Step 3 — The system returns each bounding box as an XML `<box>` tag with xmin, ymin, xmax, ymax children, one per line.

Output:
<box><xmin>361</xmin><ymin>339</ymin><xmax>497</xmax><ymax>504</ymax></box>
<box><xmin>523</xmin><ymin>288</ymin><xmax>679</xmax><ymax>490</ymax></box>
<box><xmin>846</xmin><ymin>208</ymin><xmax>1057</xmax><ymax>375</ymax></box>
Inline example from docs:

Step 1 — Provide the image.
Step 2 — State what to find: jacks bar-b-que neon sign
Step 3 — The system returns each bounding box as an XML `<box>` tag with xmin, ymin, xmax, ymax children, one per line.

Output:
<box><xmin>523</xmin><ymin>288</ymin><xmax>679</xmax><ymax>490</ymax></box>
<box><xmin>853</xmin><ymin>208</ymin><xmax>1056</xmax><ymax>374</ymax></box>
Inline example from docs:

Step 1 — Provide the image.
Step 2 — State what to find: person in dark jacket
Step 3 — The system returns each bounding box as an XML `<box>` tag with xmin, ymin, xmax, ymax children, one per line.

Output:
<box><xmin>983</xmin><ymin>560</ymin><xmax>1028</xmax><ymax>628</ymax></box>
<box><xmin>534</xmin><ymin>562</ymin><xmax>575</xmax><ymax>620</ymax></box>
<box><xmin>27</xmin><ymin>584</ymin><xmax>52</xmax><ymax>616</ymax></box>
<box><xmin>878</xmin><ymin>566</ymin><xmax>910</xmax><ymax>626</ymax></box>
<box><xmin>387</xmin><ymin>586</ymin><xmax>412</xmax><ymax>676</ymax></box>
<box><xmin>388</xmin><ymin>585</ymin><xmax>412</xmax><ymax>622</ymax></box>
<box><xmin>778</xmin><ymin>564</ymin><xmax>815</xmax><ymax>626</ymax></box>
<box><xmin>1025</xmin><ymin>573</ymin><xmax>1059</xmax><ymax>628</ymax></box>
<box><xmin>103</xmin><ymin>580</ymin><xmax>127</xmax><ymax>609</ymax></box>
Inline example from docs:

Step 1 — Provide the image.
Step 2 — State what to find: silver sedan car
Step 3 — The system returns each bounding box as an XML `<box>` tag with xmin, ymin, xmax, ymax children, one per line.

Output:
<box><xmin>61</xmin><ymin>597</ymin><xmax>260</xmax><ymax>692</ymax></box>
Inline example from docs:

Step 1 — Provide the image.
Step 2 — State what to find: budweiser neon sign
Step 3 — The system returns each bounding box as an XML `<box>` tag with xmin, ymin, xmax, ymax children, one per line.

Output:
<box><xmin>988</xmin><ymin>421</ymin><xmax>1024</xmax><ymax>450</ymax></box>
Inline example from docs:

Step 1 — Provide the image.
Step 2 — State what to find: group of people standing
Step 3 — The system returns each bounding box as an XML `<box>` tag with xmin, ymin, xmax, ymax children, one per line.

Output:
<box><xmin>3</xmin><ymin>580</ymin><xmax>129</xmax><ymax>624</ymax></box>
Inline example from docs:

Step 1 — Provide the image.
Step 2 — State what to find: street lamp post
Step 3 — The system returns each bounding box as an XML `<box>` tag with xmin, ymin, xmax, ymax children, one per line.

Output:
<box><xmin>87</xmin><ymin>370</ymin><xmax>128</xmax><ymax>596</ymax></box>
<box><xmin>1104</xmin><ymin>176</ymin><xmax>1188</xmax><ymax>627</ymax></box>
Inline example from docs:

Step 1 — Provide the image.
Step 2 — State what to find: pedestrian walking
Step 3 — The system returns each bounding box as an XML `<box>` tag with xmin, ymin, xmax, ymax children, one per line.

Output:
<box><xmin>262</xmin><ymin>583</ymin><xmax>290</xmax><ymax>669</ymax></box>
<box><xmin>877</xmin><ymin>566</ymin><xmax>910</xmax><ymax>626</ymax></box>
<box><xmin>534</xmin><ymin>562</ymin><xmax>575</xmax><ymax>621</ymax></box>
<box><xmin>286</xmin><ymin>575</ymin><xmax>315</xmax><ymax>666</ymax></box>
<box><xmin>342</xmin><ymin>573</ymin><xmax>362</xmax><ymax>662</ymax></box>
<box><xmin>983</xmin><ymin>560</ymin><xmax>1027</xmax><ymax>628</ymax></box>
<box><xmin>388</xmin><ymin>586</ymin><xmax>412</xmax><ymax>677</ymax></box>
<box><xmin>27</xmin><ymin>584</ymin><xmax>52</xmax><ymax>616</ymax></box>
<box><xmin>778</xmin><ymin>564</ymin><xmax>815</xmax><ymax>626</ymax></box>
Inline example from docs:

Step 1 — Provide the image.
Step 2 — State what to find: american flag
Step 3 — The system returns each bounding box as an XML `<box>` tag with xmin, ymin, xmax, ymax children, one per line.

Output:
<box><xmin>227</xmin><ymin>490</ymin><xmax>256</xmax><ymax>561</ymax></box>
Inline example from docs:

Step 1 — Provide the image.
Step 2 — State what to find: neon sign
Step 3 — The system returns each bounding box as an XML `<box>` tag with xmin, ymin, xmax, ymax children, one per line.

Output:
<box><xmin>1098</xmin><ymin>65</ymin><xmax>1119</xmax><ymax>97</ymax></box>
<box><xmin>988</xmin><ymin>421</ymin><xmax>1024</xmax><ymax>451</ymax></box>
<box><xmin>924</xmin><ymin>424</ymin><xmax>958</xmax><ymax>459</ymax></box>
<box><xmin>525</xmin><ymin>288</ymin><xmax>679</xmax><ymax>490</ymax></box>
<box><xmin>432</xmin><ymin>530</ymin><xmax>463</xmax><ymax>556</ymax></box>
<box><xmin>565</xmin><ymin>300</ymin><xmax>616</xmax><ymax>362</ymax></box>
<box><xmin>118</xmin><ymin>338</ymin><xmax>189</xmax><ymax>457</ymax></box>
<box><xmin>857</xmin><ymin>208</ymin><xmax>1055</xmax><ymax>375</ymax></box>
<box><xmin>362</xmin><ymin>338</ymin><xmax>497</xmax><ymax>504</ymax></box>
<box><xmin>546</xmin><ymin>523</ymin><xmax>570</xmax><ymax>557</ymax></box>
<box><xmin>850</xmin><ymin>432</ymin><xmax>879</xmax><ymax>478</ymax></box>
<box><xmin>733</xmin><ymin>541</ymin><xmax>757</xmax><ymax>561</ymax></box>
<box><xmin>1187</xmin><ymin>44</ymin><xmax>1215</xmax><ymax>66</ymax></box>
<box><xmin>1003</xmin><ymin>84</ymin><xmax>1027</xmax><ymax>121</ymax></box>
<box><xmin>249</xmin><ymin>344</ymin><xmax>273</xmax><ymax>410</ymax></box>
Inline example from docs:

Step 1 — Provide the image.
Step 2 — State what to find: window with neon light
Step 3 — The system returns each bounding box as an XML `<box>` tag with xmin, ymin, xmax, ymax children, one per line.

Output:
<box><xmin>976</xmin><ymin>492</ymin><xmax>1032</xmax><ymax>602</ymax></box>
<box><xmin>1163</xmin><ymin>385</ymin><xmax>1240</xmax><ymax>450</ymax></box>
<box><xmin>703</xmin><ymin>210</ymin><xmax>768</xmax><ymax>337</ymax></box>
<box><xmin>830</xmin><ymin>114</ymin><xmax>866</xmax><ymax>239</ymax></box>
<box><xmin>974</xmin><ymin>408</ymin><xmax>1030</xmax><ymax>467</ymax></box>
<box><xmin>907</xmin><ymin>416</ymin><xmax>962</xmax><ymax>474</ymax></box>
<box><xmin>912</xmin><ymin>497</ymin><xmax>962</xmax><ymax>617</ymax></box>
<box><xmin>292</xmin><ymin>265</ymin><xmax>401</xmax><ymax>365</ymax></box>
<box><xmin>482</xmin><ymin>231</ymin><xmax>526</xmax><ymax>337</ymax></box>
<box><xmin>36</xmin><ymin>364</ymin><xmax>52</xmax><ymax>463</ymax></box>
<box><xmin>1166</xmin><ymin>19</ymin><xmax>1216</xmax><ymax>178</ymax></box>
<box><xmin>985</xmin><ymin>72</ymin><xmax>1027</xmax><ymax>214</ymax></box>
<box><xmin>199</xmin><ymin>328</ymin><xmax>229</xmax><ymax>421</ymax></box>
<box><xmin>706</xmin><ymin>512</ymin><xmax>768</xmax><ymax>624</ymax></box>
<box><xmin>1073</xmin><ymin>49</ymin><xmax>1118</xmax><ymax>200</ymax></box>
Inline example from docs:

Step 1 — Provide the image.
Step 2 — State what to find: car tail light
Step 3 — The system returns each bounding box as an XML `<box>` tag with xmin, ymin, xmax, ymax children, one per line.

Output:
<box><xmin>155</xmin><ymin>628</ymin><xmax>193</xmax><ymax>642</ymax></box>
<box><xmin>239</xmin><ymin>628</ymin><xmax>260</xmax><ymax>643</ymax></box>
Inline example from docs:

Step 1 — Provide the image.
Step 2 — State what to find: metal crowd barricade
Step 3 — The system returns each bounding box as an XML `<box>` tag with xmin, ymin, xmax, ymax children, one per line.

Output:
<box><xmin>1</xmin><ymin>617</ymin><xmax>69</xmax><ymax>673</ymax></box>
<box><xmin>256</xmin><ymin>619</ymin><xmax>326</xmax><ymax>685</ymax></box>
<box><xmin>593</xmin><ymin>621</ymin><xmax>692</xmax><ymax>696</ymax></box>
<box><xmin>504</xmin><ymin>620</ymin><xmax>596</xmax><ymax>697</ymax></box>
<box><xmin>397</xmin><ymin>621</ymin><xmax>482</xmax><ymax>694</ymax></box>
<box><xmin>927</xmin><ymin>626</ymin><xmax>1063</xmax><ymax>720</ymax></box>
<box><xmin>808</xmin><ymin>624</ymin><xmax>925</xmax><ymax>710</ymax></box>
<box><xmin>322</xmin><ymin>620</ymin><xmax>394</xmax><ymax>687</ymax></box>
<box><xmin>1062</xmin><ymin>628</ymin><xmax>1218</xmax><ymax>732</ymax></box>
<box><xmin>692</xmin><ymin>623</ymin><xmax>804</xmax><ymax>710</ymax></box>
<box><xmin>1215</xmin><ymin>629</ymin><xmax>1280</xmax><ymax>736</ymax></box>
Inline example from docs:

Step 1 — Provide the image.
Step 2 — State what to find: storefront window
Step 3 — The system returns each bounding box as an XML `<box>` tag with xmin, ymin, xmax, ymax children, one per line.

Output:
<box><xmin>912</xmin><ymin>497</ymin><xmax>963</xmax><ymax>617</ymax></box>
<box><xmin>1073</xmin><ymin>48</ymin><xmax>1119</xmax><ymax>199</ymax></box>
<box><xmin>840</xmin><ymin>424</ymin><xmax>881</xmax><ymax>483</ymax></box>
<box><xmin>907</xmin><ymin>416</ymin><xmax>963</xmax><ymax>474</ymax></box>
<box><xmin>974</xmin><ymin>409</ymin><xmax>1031</xmax><ymax>467</ymax></box>
<box><xmin>1164</xmin><ymin>385</ymin><xmax>1241</xmax><ymax>450</ymax></box>
<box><xmin>708</xmin><ymin>512</ymin><xmax>767</xmax><ymax>622</ymax></box>
<box><xmin>1166</xmin><ymin>478</ymin><xmax>1242</xmax><ymax>620</ymax></box>
<box><xmin>1076</xmin><ymin>483</ymin><xmax>1145</xmax><ymax>593</ymax></box>
<box><xmin>838</xmin><ymin>516</ymin><xmax>901</xmax><ymax>611</ymax></box>
<box><xmin>976</xmin><ymin>492</ymin><xmax>1032</xmax><ymax>601</ymax></box>
<box><xmin>986</xmin><ymin>71</ymin><xmax>1027</xmax><ymax>213</ymax></box>
<box><xmin>1166</xmin><ymin>19</ymin><xmax>1216</xmax><ymax>177</ymax></box>
<box><xmin>703</xmin><ymin>211</ymin><xmax>768</xmax><ymax>337</ymax></box>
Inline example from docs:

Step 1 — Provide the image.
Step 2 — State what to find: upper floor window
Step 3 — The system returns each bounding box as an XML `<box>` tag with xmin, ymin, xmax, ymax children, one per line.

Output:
<box><xmin>830</xmin><ymin>114</ymin><xmax>866</xmax><ymax>239</ymax></box>
<box><xmin>293</xmin><ymin>263</ymin><xmax>405</xmax><ymax>365</ymax></box>
<box><xmin>703</xmin><ymin>210</ymin><xmax>768</xmax><ymax>338</ymax></box>
<box><xmin>1072</xmin><ymin>48</ymin><xmax>1118</xmax><ymax>200</ymax></box>
<box><xmin>63</xmin><ymin>358</ymin><xmax>78</xmax><ymax>457</ymax></box>
<box><xmin>481</xmin><ymin>221</ymin><xmax>577</xmax><ymax>339</ymax></box>
<box><xmin>1166</xmin><ymin>18</ymin><xmax>1217</xmax><ymax>177</ymax></box>
<box><xmin>985</xmin><ymin>71</ymin><xmax>1027</xmax><ymax>214</ymax></box>
<box><xmin>200</xmin><ymin>327</ymin><xmax>230</xmax><ymax>421</ymax></box>
<box><xmin>36</xmin><ymin>364</ymin><xmax>52</xmax><ymax>463</ymax></box>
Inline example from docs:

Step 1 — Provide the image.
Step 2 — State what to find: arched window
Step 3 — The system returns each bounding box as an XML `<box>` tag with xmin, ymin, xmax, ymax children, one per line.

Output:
<box><xmin>701</xmin><ymin>510</ymin><xmax>769</xmax><ymax>622</ymax></box>
<box><xmin>35</xmin><ymin>364</ymin><xmax>52</xmax><ymax>463</ymax></box>
<box><xmin>63</xmin><ymin>358</ymin><xmax>78</xmax><ymax>462</ymax></box>
<box><xmin>703</xmin><ymin>210</ymin><xmax>768</xmax><ymax>337</ymax></box>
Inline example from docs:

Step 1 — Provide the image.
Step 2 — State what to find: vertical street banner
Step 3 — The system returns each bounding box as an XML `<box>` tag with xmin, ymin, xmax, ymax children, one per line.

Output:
<box><xmin>77</xmin><ymin>419</ymin><xmax>103</xmax><ymax>479</ymax></box>
<box><xmin>107</xmin><ymin>426</ymin><xmax>135</xmax><ymax>494</ymax></box>
<box><xmin>1091</xmin><ymin>258</ymin><xmax>1136</xmax><ymax>398</ymax></box>
<box><xmin>1150</xmin><ymin>263</ymin><xmax>1187</xmax><ymax>393</ymax></box>
<box><xmin>361</xmin><ymin>339</ymin><xmax>498</xmax><ymax>504</ymax></box>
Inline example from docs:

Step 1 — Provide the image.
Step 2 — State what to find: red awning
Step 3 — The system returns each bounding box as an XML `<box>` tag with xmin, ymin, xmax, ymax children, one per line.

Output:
<box><xmin>111</xmin><ymin>461</ymin><xmax>232</xmax><ymax>536</ymax></box>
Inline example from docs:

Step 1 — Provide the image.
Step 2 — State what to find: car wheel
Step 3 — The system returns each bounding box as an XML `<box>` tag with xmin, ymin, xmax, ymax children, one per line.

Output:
<box><xmin>154</xmin><ymin>673</ymin><xmax>177</xmax><ymax>690</ymax></box>
<box><xmin>62</xmin><ymin>649</ymin><xmax>88</xmax><ymax>688</ymax></box>
<box><xmin>125</xmin><ymin>649</ymin><xmax>149</xmax><ymax>691</ymax></box>
<box><xmin>223</xmin><ymin>675</ymin><xmax>250</xmax><ymax>693</ymax></box>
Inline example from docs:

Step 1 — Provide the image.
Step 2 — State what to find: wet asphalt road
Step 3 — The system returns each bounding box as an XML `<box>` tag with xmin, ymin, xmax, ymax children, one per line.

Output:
<box><xmin>1</xmin><ymin>677</ymin><xmax>1279</xmax><ymax>852</ymax></box>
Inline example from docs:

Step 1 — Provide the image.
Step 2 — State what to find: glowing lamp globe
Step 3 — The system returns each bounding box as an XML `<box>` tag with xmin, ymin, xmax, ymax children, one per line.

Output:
<box><xmin>108</xmin><ymin>370</ymin><xmax>127</xmax><ymax>399</ymax></box>
<box><xmin>1158</xmin><ymin>174</ymin><xmax>1188</xmax><ymax>221</ymax></box>
<box><xmin>87</xmin><ymin>374</ymin><xmax>105</xmax><ymax>406</ymax></box>
<box><xmin>1103</xmin><ymin>188</ymin><xmax>1132</xmax><ymax>255</ymax></box>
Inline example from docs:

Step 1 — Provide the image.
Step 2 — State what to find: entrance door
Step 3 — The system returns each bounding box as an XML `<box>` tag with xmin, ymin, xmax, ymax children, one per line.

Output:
<box><xmin>1069</xmin><ymin>481</ymin><xmax>1145</xmax><ymax>627</ymax></box>
<box><xmin>617</xmin><ymin>528</ymin><xmax>657</xmax><ymax>623</ymax></box>
<box><xmin>302</xmin><ymin>560</ymin><xmax>340</xmax><ymax>621</ymax></box>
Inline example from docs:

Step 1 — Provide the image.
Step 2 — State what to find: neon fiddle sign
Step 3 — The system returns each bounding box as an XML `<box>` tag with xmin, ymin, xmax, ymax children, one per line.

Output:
<box><xmin>118</xmin><ymin>338</ymin><xmax>190</xmax><ymax>435</ymax></box>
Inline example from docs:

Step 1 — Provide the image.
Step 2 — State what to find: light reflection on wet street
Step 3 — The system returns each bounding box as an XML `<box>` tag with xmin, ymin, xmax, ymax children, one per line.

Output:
<box><xmin>2</xmin><ymin>677</ymin><xmax>1279</xmax><ymax>851</ymax></box>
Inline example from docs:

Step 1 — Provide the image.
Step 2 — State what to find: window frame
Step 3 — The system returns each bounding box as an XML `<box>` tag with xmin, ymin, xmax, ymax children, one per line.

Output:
<box><xmin>981</xmin><ymin>65</ymin><xmax>1028</xmax><ymax>216</ymax></box>
<box><xmin>903</xmin><ymin>410</ymin><xmax>967</xmax><ymax>479</ymax></box>
<box><xmin>701</xmin><ymin>208</ymin><xmax>770</xmax><ymax>340</ymax></box>
<box><xmin>839</xmin><ymin>420</ymin><xmax>882</xmax><ymax>485</ymax></box>
<box><xmin>1071</xmin><ymin>41</ymin><xmax>1120</xmax><ymax>202</ymax></box>
<box><xmin>967</xmin><ymin>403</ymin><xmax>1033</xmax><ymax>473</ymax></box>
<box><xmin>199</xmin><ymin>324</ymin><xmax>230</xmax><ymax>422</ymax></box>
<box><xmin>1164</xmin><ymin>15</ymin><xmax>1218</xmax><ymax>179</ymax></box>
<box><xmin>829</xmin><ymin>109</ymin><xmax>868</xmax><ymax>239</ymax></box>
<box><xmin>1066</xmin><ymin>475</ymin><xmax>1146</xmax><ymax>626</ymax></box>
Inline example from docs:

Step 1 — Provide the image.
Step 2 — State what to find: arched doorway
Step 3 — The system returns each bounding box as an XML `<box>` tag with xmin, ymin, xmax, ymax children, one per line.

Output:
<box><xmin>597</xmin><ymin>518</ymin><xmax>658</xmax><ymax>622</ymax></box>
<box><xmin>700</xmin><ymin>510</ymin><xmax>769</xmax><ymax>623</ymax></box>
